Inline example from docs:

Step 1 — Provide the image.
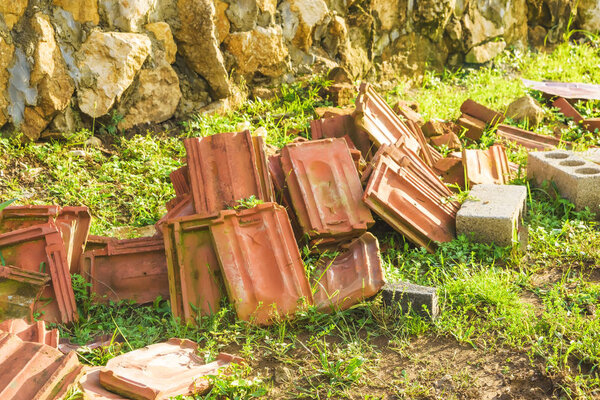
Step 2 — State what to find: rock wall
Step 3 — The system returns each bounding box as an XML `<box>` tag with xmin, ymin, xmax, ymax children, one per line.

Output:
<box><xmin>0</xmin><ymin>0</ymin><xmax>597</xmax><ymax>139</ymax></box>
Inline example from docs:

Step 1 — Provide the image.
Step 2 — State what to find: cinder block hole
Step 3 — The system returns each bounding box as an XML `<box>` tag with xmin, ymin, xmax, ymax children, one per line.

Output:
<box><xmin>560</xmin><ymin>160</ymin><xmax>585</xmax><ymax>167</ymax></box>
<box><xmin>545</xmin><ymin>152</ymin><xmax>569</xmax><ymax>159</ymax></box>
<box><xmin>575</xmin><ymin>167</ymin><xmax>600</xmax><ymax>175</ymax></box>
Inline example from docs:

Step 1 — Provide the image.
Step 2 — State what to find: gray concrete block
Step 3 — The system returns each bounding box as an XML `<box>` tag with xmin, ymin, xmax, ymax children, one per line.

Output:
<box><xmin>381</xmin><ymin>282</ymin><xmax>439</xmax><ymax>319</ymax></box>
<box><xmin>528</xmin><ymin>150</ymin><xmax>600</xmax><ymax>215</ymax></box>
<box><xmin>456</xmin><ymin>184</ymin><xmax>527</xmax><ymax>246</ymax></box>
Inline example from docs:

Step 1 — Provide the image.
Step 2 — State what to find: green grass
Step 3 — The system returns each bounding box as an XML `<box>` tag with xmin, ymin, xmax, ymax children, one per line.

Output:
<box><xmin>2</xmin><ymin>38</ymin><xmax>600</xmax><ymax>398</ymax></box>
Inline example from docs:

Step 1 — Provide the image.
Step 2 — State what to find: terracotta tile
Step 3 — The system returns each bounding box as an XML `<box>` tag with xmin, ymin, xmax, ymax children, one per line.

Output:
<box><xmin>433</xmin><ymin>156</ymin><xmax>465</xmax><ymax>188</ymax></box>
<box><xmin>210</xmin><ymin>203</ymin><xmax>313</xmax><ymax>324</ymax></box>
<box><xmin>457</xmin><ymin>113</ymin><xmax>486</xmax><ymax>141</ymax></box>
<box><xmin>170</xmin><ymin>166</ymin><xmax>190</xmax><ymax>198</ymax></box>
<box><xmin>460</xmin><ymin>99</ymin><xmax>505</xmax><ymax>125</ymax></box>
<box><xmin>363</xmin><ymin>153</ymin><xmax>458</xmax><ymax>252</ymax></box>
<box><xmin>405</xmin><ymin>120</ymin><xmax>435</xmax><ymax>167</ymax></box>
<box><xmin>314</xmin><ymin>106</ymin><xmax>355</xmax><ymax>119</ymax></box>
<box><xmin>312</xmin><ymin>233</ymin><xmax>385</xmax><ymax>311</ymax></box>
<box><xmin>280</xmin><ymin>138</ymin><xmax>374</xmax><ymax>241</ymax></box>
<box><xmin>522</xmin><ymin>79</ymin><xmax>600</xmax><ymax>100</ymax></box>
<box><xmin>552</xmin><ymin>97</ymin><xmax>584</xmax><ymax>123</ymax></box>
<box><xmin>0</xmin><ymin>319</ymin><xmax>58</xmax><ymax>348</ymax></box>
<box><xmin>184</xmin><ymin>131</ymin><xmax>274</xmax><ymax>216</ymax></box>
<box><xmin>99</xmin><ymin>338</ymin><xmax>243</xmax><ymax>399</ymax></box>
<box><xmin>496</xmin><ymin>124</ymin><xmax>561</xmax><ymax>150</ymax></box>
<box><xmin>584</xmin><ymin>118</ymin><xmax>600</xmax><ymax>132</ymax></box>
<box><xmin>155</xmin><ymin>193</ymin><xmax>195</xmax><ymax>236</ymax></box>
<box><xmin>462</xmin><ymin>145</ymin><xmax>510</xmax><ymax>185</ymax></box>
<box><xmin>421</xmin><ymin>120</ymin><xmax>460</xmax><ymax>138</ymax></box>
<box><xmin>310</xmin><ymin>114</ymin><xmax>373</xmax><ymax>158</ymax></box>
<box><xmin>162</xmin><ymin>213</ymin><xmax>223</xmax><ymax>324</ymax></box>
<box><xmin>267</xmin><ymin>154</ymin><xmax>303</xmax><ymax>239</ymax></box>
<box><xmin>0</xmin><ymin>266</ymin><xmax>49</xmax><ymax>322</ymax></box>
<box><xmin>81</xmin><ymin>237</ymin><xmax>169</xmax><ymax>304</ymax></box>
<box><xmin>0</xmin><ymin>224</ymin><xmax>78</xmax><ymax>324</ymax></box>
<box><xmin>355</xmin><ymin>83</ymin><xmax>424</xmax><ymax>154</ymax></box>
<box><xmin>0</xmin><ymin>332</ymin><xmax>83</xmax><ymax>400</ymax></box>
<box><xmin>430</xmin><ymin>132</ymin><xmax>462</xmax><ymax>150</ymax></box>
<box><xmin>393</xmin><ymin>101</ymin><xmax>424</xmax><ymax>125</ymax></box>
<box><xmin>79</xmin><ymin>367</ymin><xmax>128</xmax><ymax>400</ymax></box>
<box><xmin>0</xmin><ymin>205</ymin><xmax>91</xmax><ymax>273</ymax></box>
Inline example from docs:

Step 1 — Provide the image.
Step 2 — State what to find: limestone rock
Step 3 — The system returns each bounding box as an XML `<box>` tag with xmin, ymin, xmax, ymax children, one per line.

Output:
<box><xmin>257</xmin><ymin>0</ymin><xmax>277</xmax><ymax>26</ymax></box>
<box><xmin>578</xmin><ymin>0</ymin><xmax>600</xmax><ymax>32</ymax></box>
<box><xmin>213</xmin><ymin>0</ymin><xmax>230</xmax><ymax>44</ymax></box>
<box><xmin>225</xmin><ymin>26</ymin><xmax>288</xmax><ymax>77</ymax></box>
<box><xmin>280</xmin><ymin>0</ymin><xmax>329</xmax><ymax>51</ymax></box>
<box><xmin>22</xmin><ymin>13</ymin><xmax>75</xmax><ymax>140</ymax></box>
<box><xmin>100</xmin><ymin>0</ymin><xmax>157</xmax><ymax>32</ymax></box>
<box><xmin>0</xmin><ymin>0</ymin><xmax>28</xmax><ymax>29</ymax></box>
<box><xmin>371</xmin><ymin>0</ymin><xmax>402</xmax><ymax>31</ymax></box>
<box><xmin>173</xmin><ymin>0</ymin><xmax>230</xmax><ymax>99</ymax></box>
<box><xmin>465</xmin><ymin>40</ymin><xmax>506</xmax><ymax>64</ymax></box>
<box><xmin>0</xmin><ymin>36</ymin><xmax>14</xmax><ymax>129</ymax></box>
<box><xmin>225</xmin><ymin>0</ymin><xmax>257</xmax><ymax>31</ymax></box>
<box><xmin>414</xmin><ymin>0</ymin><xmax>455</xmax><ymax>41</ymax></box>
<box><xmin>506</xmin><ymin>95</ymin><xmax>546</xmax><ymax>126</ymax></box>
<box><xmin>118</xmin><ymin>61</ymin><xmax>181</xmax><ymax>130</ymax></box>
<box><xmin>145</xmin><ymin>22</ymin><xmax>177</xmax><ymax>64</ymax></box>
<box><xmin>76</xmin><ymin>31</ymin><xmax>151</xmax><ymax>118</ymax></box>
<box><xmin>53</xmin><ymin>0</ymin><xmax>100</xmax><ymax>25</ymax></box>
<box><xmin>462</xmin><ymin>0</ymin><xmax>527</xmax><ymax>48</ymax></box>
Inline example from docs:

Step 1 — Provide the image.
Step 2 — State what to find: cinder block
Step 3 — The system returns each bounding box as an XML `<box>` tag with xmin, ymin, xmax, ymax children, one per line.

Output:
<box><xmin>380</xmin><ymin>282</ymin><xmax>439</xmax><ymax>319</ymax></box>
<box><xmin>528</xmin><ymin>150</ymin><xmax>600</xmax><ymax>215</ymax></box>
<box><xmin>456</xmin><ymin>184</ymin><xmax>527</xmax><ymax>246</ymax></box>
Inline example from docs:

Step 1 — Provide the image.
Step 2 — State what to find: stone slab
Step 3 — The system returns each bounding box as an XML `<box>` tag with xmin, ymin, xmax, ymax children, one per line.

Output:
<box><xmin>380</xmin><ymin>282</ymin><xmax>439</xmax><ymax>319</ymax></box>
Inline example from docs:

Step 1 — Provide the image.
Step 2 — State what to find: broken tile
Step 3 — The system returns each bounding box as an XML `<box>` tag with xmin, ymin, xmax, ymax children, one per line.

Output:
<box><xmin>314</xmin><ymin>107</ymin><xmax>355</xmax><ymax>119</ymax></box>
<box><xmin>363</xmin><ymin>153</ymin><xmax>458</xmax><ymax>252</ymax></box>
<box><xmin>184</xmin><ymin>131</ymin><xmax>274</xmax><ymax>216</ymax></box>
<box><xmin>0</xmin><ymin>266</ymin><xmax>49</xmax><ymax>322</ymax></box>
<box><xmin>310</xmin><ymin>114</ymin><xmax>373</xmax><ymax>157</ymax></box>
<box><xmin>421</xmin><ymin>120</ymin><xmax>460</xmax><ymax>139</ymax></box>
<box><xmin>584</xmin><ymin>118</ymin><xmax>600</xmax><ymax>132</ymax></box>
<box><xmin>79</xmin><ymin>367</ymin><xmax>128</xmax><ymax>400</ymax></box>
<box><xmin>0</xmin><ymin>205</ymin><xmax>91</xmax><ymax>273</ymax></box>
<box><xmin>280</xmin><ymin>138</ymin><xmax>374</xmax><ymax>242</ymax></box>
<box><xmin>99</xmin><ymin>339</ymin><xmax>243</xmax><ymax>399</ymax></box>
<box><xmin>312</xmin><ymin>233</ymin><xmax>385</xmax><ymax>311</ymax></box>
<box><xmin>0</xmin><ymin>332</ymin><xmax>83</xmax><ymax>399</ymax></box>
<box><xmin>460</xmin><ymin>99</ymin><xmax>505</xmax><ymax>125</ymax></box>
<box><xmin>81</xmin><ymin>237</ymin><xmax>169</xmax><ymax>304</ymax></box>
<box><xmin>0</xmin><ymin>319</ymin><xmax>58</xmax><ymax>348</ymax></box>
<box><xmin>457</xmin><ymin>113</ymin><xmax>486</xmax><ymax>141</ymax></box>
<box><xmin>430</xmin><ymin>132</ymin><xmax>462</xmax><ymax>150</ymax></box>
<box><xmin>210</xmin><ymin>203</ymin><xmax>313</xmax><ymax>324</ymax></box>
<box><xmin>155</xmin><ymin>193</ymin><xmax>195</xmax><ymax>236</ymax></box>
<box><xmin>433</xmin><ymin>156</ymin><xmax>465</xmax><ymax>188</ymax></box>
<box><xmin>522</xmin><ymin>79</ymin><xmax>600</xmax><ymax>100</ymax></box>
<box><xmin>462</xmin><ymin>145</ymin><xmax>510</xmax><ymax>185</ymax></box>
<box><xmin>267</xmin><ymin>154</ymin><xmax>303</xmax><ymax>239</ymax></box>
<box><xmin>496</xmin><ymin>124</ymin><xmax>561</xmax><ymax>150</ymax></box>
<box><xmin>393</xmin><ymin>101</ymin><xmax>424</xmax><ymax>125</ymax></box>
<box><xmin>552</xmin><ymin>97</ymin><xmax>584</xmax><ymax>123</ymax></box>
<box><xmin>169</xmin><ymin>166</ymin><xmax>190</xmax><ymax>198</ymax></box>
<box><xmin>0</xmin><ymin>224</ymin><xmax>78</xmax><ymax>324</ymax></box>
<box><xmin>163</xmin><ymin>213</ymin><xmax>223</xmax><ymax>323</ymax></box>
<box><xmin>84</xmin><ymin>235</ymin><xmax>115</xmax><ymax>253</ymax></box>
<box><xmin>405</xmin><ymin>120</ymin><xmax>435</xmax><ymax>167</ymax></box>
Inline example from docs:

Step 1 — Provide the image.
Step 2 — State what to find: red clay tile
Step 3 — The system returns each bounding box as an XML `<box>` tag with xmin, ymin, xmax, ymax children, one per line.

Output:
<box><xmin>0</xmin><ymin>319</ymin><xmax>58</xmax><ymax>348</ymax></box>
<box><xmin>0</xmin><ymin>332</ymin><xmax>83</xmax><ymax>399</ymax></box>
<box><xmin>522</xmin><ymin>79</ymin><xmax>600</xmax><ymax>100</ymax></box>
<box><xmin>421</xmin><ymin>120</ymin><xmax>460</xmax><ymax>138</ymax></box>
<box><xmin>184</xmin><ymin>131</ymin><xmax>274</xmax><ymax>216</ymax></box>
<box><xmin>393</xmin><ymin>101</ymin><xmax>424</xmax><ymax>125</ymax></box>
<box><xmin>312</xmin><ymin>233</ymin><xmax>385</xmax><ymax>311</ymax></box>
<box><xmin>496</xmin><ymin>124</ymin><xmax>561</xmax><ymax>150</ymax></box>
<box><xmin>155</xmin><ymin>193</ymin><xmax>195</xmax><ymax>236</ymax></box>
<box><xmin>0</xmin><ymin>224</ymin><xmax>78</xmax><ymax>324</ymax></box>
<box><xmin>280</xmin><ymin>138</ymin><xmax>374</xmax><ymax>242</ymax></box>
<box><xmin>210</xmin><ymin>203</ymin><xmax>313</xmax><ymax>324</ymax></box>
<box><xmin>462</xmin><ymin>145</ymin><xmax>510</xmax><ymax>185</ymax></box>
<box><xmin>314</xmin><ymin>107</ymin><xmax>355</xmax><ymax>119</ymax></box>
<box><xmin>162</xmin><ymin>213</ymin><xmax>223</xmax><ymax>323</ymax></box>
<box><xmin>79</xmin><ymin>367</ymin><xmax>128</xmax><ymax>400</ymax></box>
<box><xmin>552</xmin><ymin>97</ymin><xmax>584</xmax><ymax>123</ymax></box>
<box><xmin>460</xmin><ymin>99</ymin><xmax>505</xmax><ymax>125</ymax></box>
<box><xmin>267</xmin><ymin>154</ymin><xmax>303</xmax><ymax>239</ymax></box>
<box><xmin>457</xmin><ymin>114</ymin><xmax>486</xmax><ymax>141</ymax></box>
<box><xmin>584</xmin><ymin>118</ymin><xmax>600</xmax><ymax>132</ymax></box>
<box><xmin>433</xmin><ymin>156</ymin><xmax>465</xmax><ymax>188</ymax></box>
<box><xmin>363</xmin><ymin>153</ymin><xmax>458</xmax><ymax>252</ymax></box>
<box><xmin>84</xmin><ymin>235</ymin><xmax>115</xmax><ymax>253</ymax></box>
<box><xmin>170</xmin><ymin>166</ymin><xmax>190</xmax><ymax>198</ymax></box>
<box><xmin>0</xmin><ymin>265</ymin><xmax>49</xmax><ymax>321</ymax></box>
<box><xmin>99</xmin><ymin>338</ymin><xmax>243</xmax><ymax>399</ymax></box>
<box><xmin>355</xmin><ymin>83</ymin><xmax>425</xmax><ymax>155</ymax></box>
<box><xmin>81</xmin><ymin>237</ymin><xmax>169</xmax><ymax>304</ymax></box>
<box><xmin>405</xmin><ymin>120</ymin><xmax>435</xmax><ymax>167</ymax></box>
<box><xmin>310</xmin><ymin>114</ymin><xmax>373</xmax><ymax>158</ymax></box>
<box><xmin>430</xmin><ymin>132</ymin><xmax>462</xmax><ymax>150</ymax></box>
<box><xmin>0</xmin><ymin>205</ymin><xmax>91</xmax><ymax>273</ymax></box>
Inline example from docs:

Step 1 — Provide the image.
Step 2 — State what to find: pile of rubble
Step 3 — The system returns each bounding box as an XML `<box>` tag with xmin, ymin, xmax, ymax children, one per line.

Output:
<box><xmin>1</xmin><ymin>79</ymin><xmax>600</xmax><ymax>399</ymax></box>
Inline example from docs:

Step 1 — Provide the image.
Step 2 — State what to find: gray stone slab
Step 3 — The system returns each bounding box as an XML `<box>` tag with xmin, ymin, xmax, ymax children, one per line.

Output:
<box><xmin>528</xmin><ymin>150</ymin><xmax>600</xmax><ymax>216</ymax></box>
<box><xmin>381</xmin><ymin>282</ymin><xmax>439</xmax><ymax>319</ymax></box>
<box><xmin>456</xmin><ymin>184</ymin><xmax>527</xmax><ymax>246</ymax></box>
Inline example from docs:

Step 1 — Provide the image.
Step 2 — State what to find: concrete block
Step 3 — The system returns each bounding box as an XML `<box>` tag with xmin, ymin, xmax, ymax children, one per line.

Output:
<box><xmin>528</xmin><ymin>150</ymin><xmax>600</xmax><ymax>215</ymax></box>
<box><xmin>381</xmin><ymin>282</ymin><xmax>439</xmax><ymax>319</ymax></box>
<box><xmin>456</xmin><ymin>184</ymin><xmax>527</xmax><ymax>246</ymax></box>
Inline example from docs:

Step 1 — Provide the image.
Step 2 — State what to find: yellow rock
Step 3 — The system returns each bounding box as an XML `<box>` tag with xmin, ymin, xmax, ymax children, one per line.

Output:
<box><xmin>145</xmin><ymin>22</ymin><xmax>177</xmax><ymax>64</ymax></box>
<box><xmin>213</xmin><ymin>0</ymin><xmax>230</xmax><ymax>44</ymax></box>
<box><xmin>0</xmin><ymin>0</ymin><xmax>28</xmax><ymax>29</ymax></box>
<box><xmin>0</xmin><ymin>37</ymin><xmax>14</xmax><ymax>128</ymax></box>
<box><xmin>225</xmin><ymin>26</ymin><xmax>288</xmax><ymax>77</ymax></box>
<box><xmin>53</xmin><ymin>0</ymin><xmax>100</xmax><ymax>25</ymax></box>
